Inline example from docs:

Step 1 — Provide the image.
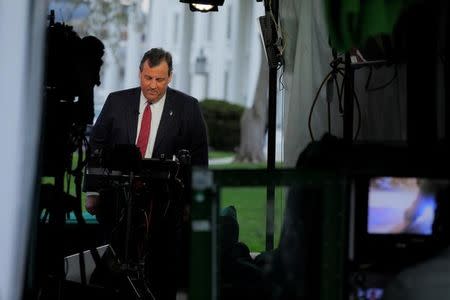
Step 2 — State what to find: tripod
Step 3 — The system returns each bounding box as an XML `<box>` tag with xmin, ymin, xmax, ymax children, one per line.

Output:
<box><xmin>112</xmin><ymin>163</ymin><xmax>183</xmax><ymax>299</ymax></box>
<box><xmin>119</xmin><ymin>170</ymin><xmax>155</xmax><ymax>300</ymax></box>
<box><xmin>87</xmin><ymin>147</ymin><xmax>187</xmax><ymax>299</ymax></box>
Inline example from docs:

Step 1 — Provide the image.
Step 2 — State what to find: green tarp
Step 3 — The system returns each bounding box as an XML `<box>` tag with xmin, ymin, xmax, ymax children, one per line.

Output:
<box><xmin>325</xmin><ymin>0</ymin><xmax>418</xmax><ymax>52</ymax></box>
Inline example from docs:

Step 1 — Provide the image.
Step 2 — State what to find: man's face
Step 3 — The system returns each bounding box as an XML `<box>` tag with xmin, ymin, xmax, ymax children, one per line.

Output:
<box><xmin>139</xmin><ymin>60</ymin><xmax>172</xmax><ymax>103</ymax></box>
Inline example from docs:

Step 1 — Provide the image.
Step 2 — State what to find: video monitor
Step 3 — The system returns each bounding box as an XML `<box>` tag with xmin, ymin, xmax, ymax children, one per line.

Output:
<box><xmin>353</xmin><ymin>175</ymin><xmax>450</xmax><ymax>267</ymax></box>
<box><xmin>367</xmin><ymin>177</ymin><xmax>438</xmax><ymax>236</ymax></box>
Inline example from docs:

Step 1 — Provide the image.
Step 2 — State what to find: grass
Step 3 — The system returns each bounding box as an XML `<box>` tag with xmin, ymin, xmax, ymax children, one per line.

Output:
<box><xmin>41</xmin><ymin>153</ymin><xmax>89</xmax><ymax>220</ymax></box>
<box><xmin>221</xmin><ymin>187</ymin><xmax>285</xmax><ymax>252</ymax></box>
<box><xmin>211</xmin><ymin>151</ymin><xmax>286</xmax><ymax>252</ymax></box>
<box><xmin>41</xmin><ymin>151</ymin><xmax>286</xmax><ymax>251</ymax></box>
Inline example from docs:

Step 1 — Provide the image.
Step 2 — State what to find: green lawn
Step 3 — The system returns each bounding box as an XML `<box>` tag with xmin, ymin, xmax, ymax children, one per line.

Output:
<box><xmin>221</xmin><ymin>187</ymin><xmax>285</xmax><ymax>252</ymax></box>
<box><xmin>42</xmin><ymin>151</ymin><xmax>286</xmax><ymax>252</ymax></box>
<box><xmin>210</xmin><ymin>152</ymin><xmax>285</xmax><ymax>252</ymax></box>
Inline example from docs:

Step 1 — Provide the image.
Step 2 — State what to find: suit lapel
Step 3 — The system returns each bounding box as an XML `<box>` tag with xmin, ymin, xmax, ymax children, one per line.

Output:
<box><xmin>126</xmin><ymin>88</ymin><xmax>141</xmax><ymax>145</ymax></box>
<box><xmin>153</xmin><ymin>88</ymin><xmax>177</xmax><ymax>155</ymax></box>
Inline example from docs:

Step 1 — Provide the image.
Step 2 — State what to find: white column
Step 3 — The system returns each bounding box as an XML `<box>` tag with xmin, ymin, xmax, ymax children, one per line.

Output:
<box><xmin>124</xmin><ymin>4</ymin><xmax>142</xmax><ymax>89</ymax></box>
<box><xmin>145</xmin><ymin>0</ymin><xmax>169</xmax><ymax>47</ymax></box>
<box><xmin>228</xmin><ymin>1</ymin><xmax>250</xmax><ymax>106</ymax></box>
<box><xmin>175</xmin><ymin>7</ymin><xmax>194</xmax><ymax>94</ymax></box>
<box><xmin>204</xmin><ymin>5</ymin><xmax>228</xmax><ymax>99</ymax></box>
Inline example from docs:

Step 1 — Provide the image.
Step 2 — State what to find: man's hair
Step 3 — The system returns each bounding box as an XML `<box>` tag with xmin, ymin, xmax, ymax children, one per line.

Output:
<box><xmin>139</xmin><ymin>48</ymin><xmax>173</xmax><ymax>75</ymax></box>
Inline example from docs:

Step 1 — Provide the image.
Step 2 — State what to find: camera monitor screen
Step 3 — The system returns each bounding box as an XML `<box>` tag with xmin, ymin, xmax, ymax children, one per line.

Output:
<box><xmin>367</xmin><ymin>177</ymin><xmax>443</xmax><ymax>235</ymax></box>
<box><xmin>357</xmin><ymin>288</ymin><xmax>384</xmax><ymax>300</ymax></box>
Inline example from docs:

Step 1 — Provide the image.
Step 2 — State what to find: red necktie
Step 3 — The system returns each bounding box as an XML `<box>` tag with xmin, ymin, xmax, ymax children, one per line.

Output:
<box><xmin>136</xmin><ymin>103</ymin><xmax>152</xmax><ymax>158</ymax></box>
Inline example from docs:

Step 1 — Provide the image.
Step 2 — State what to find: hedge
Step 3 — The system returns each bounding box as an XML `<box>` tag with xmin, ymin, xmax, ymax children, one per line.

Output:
<box><xmin>200</xmin><ymin>99</ymin><xmax>245</xmax><ymax>151</ymax></box>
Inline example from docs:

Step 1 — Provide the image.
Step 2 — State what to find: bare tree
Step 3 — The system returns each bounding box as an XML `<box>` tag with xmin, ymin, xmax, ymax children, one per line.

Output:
<box><xmin>84</xmin><ymin>0</ymin><xmax>130</xmax><ymax>64</ymax></box>
<box><xmin>50</xmin><ymin>0</ymin><xmax>131</xmax><ymax>68</ymax></box>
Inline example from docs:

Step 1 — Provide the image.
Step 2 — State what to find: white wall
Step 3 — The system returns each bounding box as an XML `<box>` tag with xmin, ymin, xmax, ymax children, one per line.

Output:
<box><xmin>0</xmin><ymin>0</ymin><xmax>47</xmax><ymax>299</ymax></box>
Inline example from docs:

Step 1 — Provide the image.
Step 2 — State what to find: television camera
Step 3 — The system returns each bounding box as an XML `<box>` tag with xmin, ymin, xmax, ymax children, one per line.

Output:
<box><xmin>32</xmin><ymin>10</ymin><xmax>105</xmax><ymax>300</ymax></box>
<box><xmin>42</xmin><ymin>10</ymin><xmax>104</xmax><ymax>178</ymax></box>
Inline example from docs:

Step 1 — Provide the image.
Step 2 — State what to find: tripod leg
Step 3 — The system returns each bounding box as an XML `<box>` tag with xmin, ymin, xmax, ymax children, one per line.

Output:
<box><xmin>126</xmin><ymin>274</ymin><xmax>156</xmax><ymax>300</ymax></box>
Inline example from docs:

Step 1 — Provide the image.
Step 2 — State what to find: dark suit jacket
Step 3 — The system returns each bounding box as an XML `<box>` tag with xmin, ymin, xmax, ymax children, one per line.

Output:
<box><xmin>90</xmin><ymin>86</ymin><xmax>208</xmax><ymax>166</ymax></box>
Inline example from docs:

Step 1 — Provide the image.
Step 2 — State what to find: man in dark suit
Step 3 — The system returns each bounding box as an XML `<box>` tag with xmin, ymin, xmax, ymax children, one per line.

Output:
<box><xmin>86</xmin><ymin>48</ymin><xmax>208</xmax><ymax>299</ymax></box>
<box><xmin>87</xmin><ymin>48</ymin><xmax>208</xmax><ymax>168</ymax></box>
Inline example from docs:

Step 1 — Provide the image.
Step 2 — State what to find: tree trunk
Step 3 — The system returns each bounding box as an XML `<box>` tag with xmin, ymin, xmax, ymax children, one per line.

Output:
<box><xmin>234</xmin><ymin>47</ymin><xmax>269</xmax><ymax>163</ymax></box>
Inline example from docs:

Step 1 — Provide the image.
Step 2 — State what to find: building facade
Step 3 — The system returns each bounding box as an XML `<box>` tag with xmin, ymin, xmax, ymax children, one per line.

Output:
<box><xmin>95</xmin><ymin>0</ymin><xmax>265</xmax><ymax>111</ymax></box>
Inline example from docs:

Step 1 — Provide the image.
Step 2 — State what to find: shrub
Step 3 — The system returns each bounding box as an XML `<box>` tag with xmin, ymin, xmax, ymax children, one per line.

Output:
<box><xmin>200</xmin><ymin>99</ymin><xmax>245</xmax><ymax>151</ymax></box>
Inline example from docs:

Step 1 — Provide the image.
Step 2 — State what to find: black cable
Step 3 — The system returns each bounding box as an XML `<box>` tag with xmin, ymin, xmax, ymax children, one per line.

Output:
<box><xmin>334</xmin><ymin>72</ymin><xmax>343</xmax><ymax>103</ymax></box>
<box><xmin>173</xmin><ymin>162</ymin><xmax>184</xmax><ymax>190</ymax></box>
<box><xmin>335</xmin><ymin>67</ymin><xmax>361</xmax><ymax>140</ymax></box>
<box><xmin>353</xmin><ymin>90</ymin><xmax>362</xmax><ymax>141</ymax></box>
<box><xmin>41</xmin><ymin>210</ymin><xmax>49</xmax><ymax>223</ymax></box>
<box><xmin>327</xmin><ymin>100</ymin><xmax>331</xmax><ymax>134</ymax></box>
<box><xmin>163</xmin><ymin>182</ymin><xmax>171</xmax><ymax>217</ymax></box>
<box><xmin>308</xmin><ymin>70</ymin><xmax>333</xmax><ymax>141</ymax></box>
<box><xmin>337</xmin><ymin>68</ymin><xmax>346</xmax><ymax>114</ymax></box>
<box><xmin>68</xmin><ymin>137</ymin><xmax>89</xmax><ymax>176</ymax></box>
<box><xmin>65</xmin><ymin>170</ymin><xmax>72</xmax><ymax>220</ymax></box>
<box><xmin>365</xmin><ymin>64</ymin><xmax>398</xmax><ymax>92</ymax></box>
<box><xmin>66</xmin><ymin>172</ymin><xmax>71</xmax><ymax>195</ymax></box>
<box><xmin>337</xmin><ymin>66</ymin><xmax>361</xmax><ymax>141</ymax></box>
<box><xmin>110</xmin><ymin>188</ymin><xmax>128</xmax><ymax>237</ymax></box>
<box><xmin>326</xmin><ymin>73</ymin><xmax>336</xmax><ymax>134</ymax></box>
<box><xmin>162</xmin><ymin>161</ymin><xmax>183</xmax><ymax>218</ymax></box>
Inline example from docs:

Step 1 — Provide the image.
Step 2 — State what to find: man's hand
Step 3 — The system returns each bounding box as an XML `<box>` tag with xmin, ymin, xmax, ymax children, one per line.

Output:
<box><xmin>85</xmin><ymin>194</ymin><xmax>99</xmax><ymax>215</ymax></box>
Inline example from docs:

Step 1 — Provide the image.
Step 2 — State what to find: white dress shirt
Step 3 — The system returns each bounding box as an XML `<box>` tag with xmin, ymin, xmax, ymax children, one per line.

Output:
<box><xmin>136</xmin><ymin>91</ymin><xmax>166</xmax><ymax>158</ymax></box>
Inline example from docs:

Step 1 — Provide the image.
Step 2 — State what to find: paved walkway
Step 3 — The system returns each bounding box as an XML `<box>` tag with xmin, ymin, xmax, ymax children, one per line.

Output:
<box><xmin>209</xmin><ymin>156</ymin><xmax>235</xmax><ymax>165</ymax></box>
